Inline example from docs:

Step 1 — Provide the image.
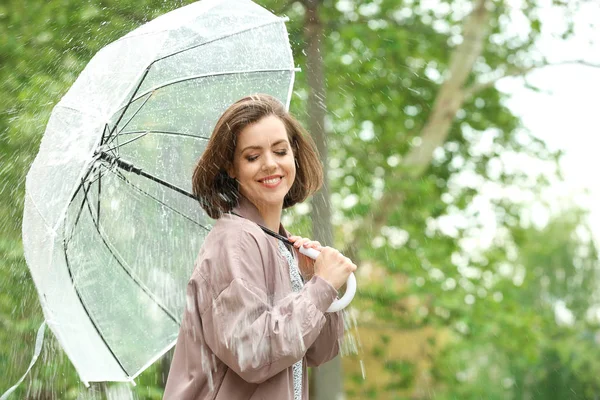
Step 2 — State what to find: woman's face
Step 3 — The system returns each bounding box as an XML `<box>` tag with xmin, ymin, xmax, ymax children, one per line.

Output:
<box><xmin>229</xmin><ymin>115</ymin><xmax>296</xmax><ymax>212</ymax></box>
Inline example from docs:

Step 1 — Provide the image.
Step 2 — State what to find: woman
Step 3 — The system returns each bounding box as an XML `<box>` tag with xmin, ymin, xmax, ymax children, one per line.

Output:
<box><xmin>164</xmin><ymin>94</ymin><xmax>357</xmax><ymax>399</ymax></box>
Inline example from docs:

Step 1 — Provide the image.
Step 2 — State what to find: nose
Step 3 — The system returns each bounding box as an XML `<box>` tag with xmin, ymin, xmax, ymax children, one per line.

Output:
<box><xmin>262</xmin><ymin>152</ymin><xmax>277</xmax><ymax>171</ymax></box>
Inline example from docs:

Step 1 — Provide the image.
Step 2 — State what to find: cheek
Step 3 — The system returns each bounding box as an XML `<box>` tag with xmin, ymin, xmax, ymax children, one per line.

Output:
<box><xmin>286</xmin><ymin>155</ymin><xmax>296</xmax><ymax>172</ymax></box>
<box><xmin>237</xmin><ymin>161</ymin><xmax>256</xmax><ymax>180</ymax></box>
<box><xmin>288</xmin><ymin>161</ymin><xmax>297</xmax><ymax>182</ymax></box>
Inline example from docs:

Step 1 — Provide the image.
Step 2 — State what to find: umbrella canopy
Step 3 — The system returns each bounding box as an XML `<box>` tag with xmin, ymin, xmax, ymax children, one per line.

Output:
<box><xmin>22</xmin><ymin>0</ymin><xmax>295</xmax><ymax>384</ymax></box>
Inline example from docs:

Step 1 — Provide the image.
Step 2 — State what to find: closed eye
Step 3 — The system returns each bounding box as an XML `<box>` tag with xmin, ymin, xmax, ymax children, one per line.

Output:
<box><xmin>244</xmin><ymin>148</ymin><xmax>288</xmax><ymax>161</ymax></box>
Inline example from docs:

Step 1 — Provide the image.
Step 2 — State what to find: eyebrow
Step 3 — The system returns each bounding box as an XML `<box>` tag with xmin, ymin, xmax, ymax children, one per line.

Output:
<box><xmin>240</xmin><ymin>139</ymin><xmax>289</xmax><ymax>154</ymax></box>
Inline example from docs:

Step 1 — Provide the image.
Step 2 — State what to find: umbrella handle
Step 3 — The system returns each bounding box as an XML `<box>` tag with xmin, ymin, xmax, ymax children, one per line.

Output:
<box><xmin>299</xmin><ymin>246</ymin><xmax>357</xmax><ymax>313</ymax></box>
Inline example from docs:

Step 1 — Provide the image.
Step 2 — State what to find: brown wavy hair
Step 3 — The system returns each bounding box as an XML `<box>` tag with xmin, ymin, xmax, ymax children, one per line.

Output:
<box><xmin>192</xmin><ymin>94</ymin><xmax>323</xmax><ymax>219</ymax></box>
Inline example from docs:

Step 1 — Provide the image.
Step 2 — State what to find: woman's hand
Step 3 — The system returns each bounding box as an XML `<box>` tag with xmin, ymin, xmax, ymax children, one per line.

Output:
<box><xmin>288</xmin><ymin>236</ymin><xmax>357</xmax><ymax>290</ymax></box>
<box><xmin>313</xmin><ymin>247</ymin><xmax>357</xmax><ymax>291</ymax></box>
<box><xmin>288</xmin><ymin>235</ymin><xmax>322</xmax><ymax>280</ymax></box>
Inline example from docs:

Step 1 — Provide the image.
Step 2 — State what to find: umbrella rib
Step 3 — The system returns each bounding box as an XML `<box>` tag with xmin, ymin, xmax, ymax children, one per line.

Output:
<box><xmin>128</xmin><ymin>68</ymin><xmax>293</xmax><ymax>104</ymax></box>
<box><xmin>97</xmin><ymin>169</ymin><xmax>101</xmax><ymax>225</ymax></box>
<box><xmin>66</xmin><ymin>182</ymin><xmax>93</xmax><ymax>246</ymax></box>
<box><xmin>153</xmin><ymin>19</ymin><xmax>286</xmax><ymax>64</ymax></box>
<box><xmin>82</xmin><ymin>188</ymin><xmax>182</xmax><ymax>326</ymax></box>
<box><xmin>69</xmin><ymin>160</ymin><xmax>99</xmax><ymax>204</ymax></box>
<box><xmin>104</xmin><ymin>132</ymin><xmax>149</xmax><ymax>152</ymax></box>
<box><xmin>100</xmin><ymin>124</ymin><xmax>111</xmax><ymax>147</ymax></box>
<box><xmin>104</xmin><ymin>66</ymin><xmax>152</xmax><ymax>146</ymax></box>
<box><xmin>66</xmin><ymin>166</ymin><xmax>107</xmax><ymax>245</ymax></box>
<box><xmin>117</xmin><ymin>130</ymin><xmax>210</xmax><ymax>139</ymax></box>
<box><xmin>84</xmin><ymin>165</ymin><xmax>111</xmax><ymax>187</ymax></box>
<box><xmin>110</xmin><ymin>169</ymin><xmax>210</xmax><ymax>232</ymax></box>
<box><xmin>62</xmin><ymin>239</ymin><xmax>131</xmax><ymax>377</ymax></box>
<box><xmin>105</xmin><ymin>130</ymin><xmax>209</xmax><ymax>152</ymax></box>
<box><xmin>114</xmin><ymin>92</ymin><xmax>153</xmax><ymax>138</ymax></box>
<box><xmin>85</xmin><ymin>181</ymin><xmax>100</xmax><ymax>232</ymax></box>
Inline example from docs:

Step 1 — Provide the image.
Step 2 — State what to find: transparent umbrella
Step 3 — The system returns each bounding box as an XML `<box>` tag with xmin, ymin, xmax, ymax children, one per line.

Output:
<box><xmin>21</xmin><ymin>0</ymin><xmax>297</xmax><ymax>385</ymax></box>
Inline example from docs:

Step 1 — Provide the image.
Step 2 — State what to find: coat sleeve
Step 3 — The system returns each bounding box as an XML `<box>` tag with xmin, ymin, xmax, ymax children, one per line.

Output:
<box><xmin>287</xmin><ymin>239</ymin><xmax>345</xmax><ymax>367</ymax></box>
<box><xmin>305</xmin><ymin>310</ymin><xmax>344</xmax><ymax>367</ymax></box>
<box><xmin>197</xmin><ymin>230</ymin><xmax>338</xmax><ymax>384</ymax></box>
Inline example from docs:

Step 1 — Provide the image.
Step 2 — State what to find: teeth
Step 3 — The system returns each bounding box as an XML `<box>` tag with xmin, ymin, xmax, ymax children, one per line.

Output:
<box><xmin>262</xmin><ymin>177</ymin><xmax>281</xmax><ymax>184</ymax></box>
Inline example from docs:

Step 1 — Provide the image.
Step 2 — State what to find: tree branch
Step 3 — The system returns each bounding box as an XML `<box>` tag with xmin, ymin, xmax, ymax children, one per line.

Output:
<box><xmin>343</xmin><ymin>0</ymin><xmax>491</xmax><ymax>258</ymax></box>
<box><xmin>464</xmin><ymin>59</ymin><xmax>600</xmax><ymax>98</ymax></box>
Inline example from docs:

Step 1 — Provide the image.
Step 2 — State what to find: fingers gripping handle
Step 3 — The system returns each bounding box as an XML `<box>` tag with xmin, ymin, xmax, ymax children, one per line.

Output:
<box><xmin>298</xmin><ymin>246</ymin><xmax>321</xmax><ymax>260</ymax></box>
<box><xmin>299</xmin><ymin>246</ymin><xmax>357</xmax><ymax>313</ymax></box>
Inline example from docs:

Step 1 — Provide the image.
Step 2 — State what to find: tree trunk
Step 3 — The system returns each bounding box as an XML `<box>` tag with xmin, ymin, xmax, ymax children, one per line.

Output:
<box><xmin>303</xmin><ymin>1</ymin><xmax>343</xmax><ymax>399</ymax></box>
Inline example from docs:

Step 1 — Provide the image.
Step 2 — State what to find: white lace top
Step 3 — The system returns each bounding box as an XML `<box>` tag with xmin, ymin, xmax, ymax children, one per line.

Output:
<box><xmin>278</xmin><ymin>240</ymin><xmax>304</xmax><ymax>400</ymax></box>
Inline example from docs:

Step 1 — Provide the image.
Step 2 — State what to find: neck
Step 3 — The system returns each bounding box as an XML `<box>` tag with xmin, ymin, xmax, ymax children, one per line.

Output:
<box><xmin>255</xmin><ymin>202</ymin><xmax>282</xmax><ymax>233</ymax></box>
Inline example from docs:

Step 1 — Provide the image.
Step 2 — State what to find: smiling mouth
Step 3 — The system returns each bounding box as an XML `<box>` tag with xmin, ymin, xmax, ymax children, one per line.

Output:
<box><xmin>259</xmin><ymin>176</ymin><xmax>283</xmax><ymax>185</ymax></box>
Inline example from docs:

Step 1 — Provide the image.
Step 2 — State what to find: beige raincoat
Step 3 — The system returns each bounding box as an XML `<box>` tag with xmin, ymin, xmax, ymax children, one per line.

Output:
<box><xmin>163</xmin><ymin>196</ymin><xmax>344</xmax><ymax>399</ymax></box>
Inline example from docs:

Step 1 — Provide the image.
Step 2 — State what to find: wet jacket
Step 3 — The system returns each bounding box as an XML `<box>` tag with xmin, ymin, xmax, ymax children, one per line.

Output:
<box><xmin>163</xmin><ymin>196</ymin><xmax>344</xmax><ymax>399</ymax></box>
